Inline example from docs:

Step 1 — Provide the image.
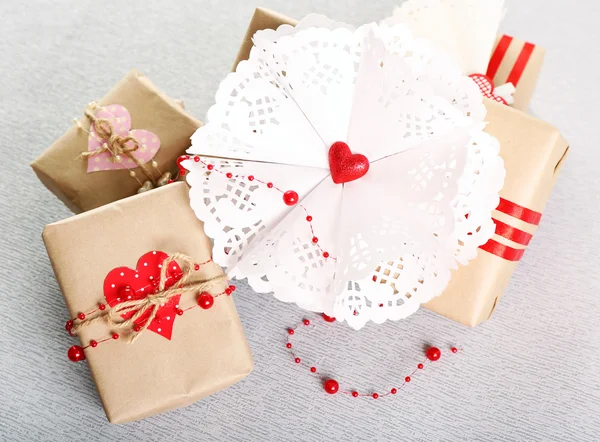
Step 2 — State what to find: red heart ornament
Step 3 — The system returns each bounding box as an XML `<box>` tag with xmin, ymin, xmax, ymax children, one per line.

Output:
<box><xmin>328</xmin><ymin>142</ymin><xmax>370</xmax><ymax>184</ymax></box>
<box><xmin>469</xmin><ymin>74</ymin><xmax>508</xmax><ymax>105</ymax></box>
<box><xmin>103</xmin><ymin>251</ymin><xmax>184</xmax><ymax>340</ymax></box>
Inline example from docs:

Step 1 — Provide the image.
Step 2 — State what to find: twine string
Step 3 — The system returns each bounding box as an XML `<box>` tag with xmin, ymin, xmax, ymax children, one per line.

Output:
<box><xmin>71</xmin><ymin>253</ymin><xmax>226</xmax><ymax>343</ymax></box>
<box><xmin>80</xmin><ymin>106</ymin><xmax>157</xmax><ymax>185</ymax></box>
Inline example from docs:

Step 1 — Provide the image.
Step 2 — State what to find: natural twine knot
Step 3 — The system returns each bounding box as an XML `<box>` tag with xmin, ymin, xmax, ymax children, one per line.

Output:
<box><xmin>79</xmin><ymin>104</ymin><xmax>157</xmax><ymax>185</ymax></box>
<box><xmin>71</xmin><ymin>253</ymin><xmax>227</xmax><ymax>343</ymax></box>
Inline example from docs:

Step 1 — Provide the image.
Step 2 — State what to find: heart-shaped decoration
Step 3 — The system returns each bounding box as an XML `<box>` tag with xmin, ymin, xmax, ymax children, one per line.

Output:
<box><xmin>328</xmin><ymin>141</ymin><xmax>370</xmax><ymax>184</ymax></box>
<box><xmin>103</xmin><ymin>251</ymin><xmax>183</xmax><ymax>340</ymax></box>
<box><xmin>469</xmin><ymin>74</ymin><xmax>508</xmax><ymax>105</ymax></box>
<box><xmin>86</xmin><ymin>104</ymin><xmax>161</xmax><ymax>173</ymax></box>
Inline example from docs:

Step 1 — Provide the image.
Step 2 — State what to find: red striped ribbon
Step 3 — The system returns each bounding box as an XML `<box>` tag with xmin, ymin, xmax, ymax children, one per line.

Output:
<box><xmin>479</xmin><ymin>199</ymin><xmax>542</xmax><ymax>261</ymax></box>
<box><xmin>486</xmin><ymin>36</ymin><xmax>536</xmax><ymax>88</ymax></box>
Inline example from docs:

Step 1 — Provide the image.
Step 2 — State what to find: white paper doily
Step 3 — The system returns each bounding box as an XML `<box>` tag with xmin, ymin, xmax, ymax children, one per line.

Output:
<box><xmin>182</xmin><ymin>15</ymin><xmax>505</xmax><ymax>329</ymax></box>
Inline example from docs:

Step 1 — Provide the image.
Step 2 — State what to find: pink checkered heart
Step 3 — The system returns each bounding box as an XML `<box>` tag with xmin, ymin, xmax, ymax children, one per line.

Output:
<box><xmin>86</xmin><ymin>104</ymin><xmax>161</xmax><ymax>173</ymax></box>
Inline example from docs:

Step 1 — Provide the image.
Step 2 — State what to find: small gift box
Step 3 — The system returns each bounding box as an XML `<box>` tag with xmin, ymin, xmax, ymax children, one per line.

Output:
<box><xmin>235</xmin><ymin>8</ymin><xmax>544</xmax><ymax>112</ymax></box>
<box><xmin>32</xmin><ymin>69</ymin><xmax>202</xmax><ymax>213</ymax></box>
<box><xmin>42</xmin><ymin>182</ymin><xmax>253</xmax><ymax>423</ymax></box>
<box><xmin>230</xmin><ymin>7</ymin><xmax>568</xmax><ymax>327</ymax></box>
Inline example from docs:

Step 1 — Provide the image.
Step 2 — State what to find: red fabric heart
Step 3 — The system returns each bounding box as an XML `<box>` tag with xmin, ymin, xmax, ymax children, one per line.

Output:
<box><xmin>328</xmin><ymin>142</ymin><xmax>370</xmax><ymax>184</ymax></box>
<box><xmin>469</xmin><ymin>73</ymin><xmax>508</xmax><ymax>105</ymax></box>
<box><xmin>103</xmin><ymin>251</ymin><xmax>183</xmax><ymax>340</ymax></box>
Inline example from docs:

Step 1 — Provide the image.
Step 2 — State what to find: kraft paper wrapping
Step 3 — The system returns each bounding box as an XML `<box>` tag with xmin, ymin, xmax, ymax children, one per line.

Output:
<box><xmin>234</xmin><ymin>9</ymin><xmax>568</xmax><ymax>327</ymax></box>
<box><xmin>32</xmin><ymin>70</ymin><xmax>202</xmax><ymax>214</ymax></box>
<box><xmin>42</xmin><ymin>182</ymin><xmax>253</xmax><ymax>423</ymax></box>
<box><xmin>234</xmin><ymin>8</ymin><xmax>543</xmax><ymax>111</ymax></box>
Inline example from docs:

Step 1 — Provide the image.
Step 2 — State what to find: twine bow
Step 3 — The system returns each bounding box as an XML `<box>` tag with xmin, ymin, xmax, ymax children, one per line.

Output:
<box><xmin>71</xmin><ymin>253</ymin><xmax>227</xmax><ymax>343</ymax></box>
<box><xmin>80</xmin><ymin>104</ymin><xmax>157</xmax><ymax>185</ymax></box>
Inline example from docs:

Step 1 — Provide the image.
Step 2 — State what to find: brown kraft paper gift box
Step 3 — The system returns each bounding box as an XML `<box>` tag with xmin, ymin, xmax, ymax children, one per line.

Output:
<box><xmin>234</xmin><ymin>8</ymin><xmax>544</xmax><ymax>112</ymax></box>
<box><xmin>32</xmin><ymin>69</ymin><xmax>202</xmax><ymax>214</ymax></box>
<box><xmin>234</xmin><ymin>8</ymin><xmax>569</xmax><ymax>327</ymax></box>
<box><xmin>42</xmin><ymin>182</ymin><xmax>253</xmax><ymax>423</ymax></box>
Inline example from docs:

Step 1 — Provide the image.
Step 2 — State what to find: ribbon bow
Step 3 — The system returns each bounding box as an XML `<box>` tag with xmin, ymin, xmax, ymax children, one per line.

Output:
<box><xmin>70</xmin><ymin>253</ymin><xmax>227</xmax><ymax>343</ymax></box>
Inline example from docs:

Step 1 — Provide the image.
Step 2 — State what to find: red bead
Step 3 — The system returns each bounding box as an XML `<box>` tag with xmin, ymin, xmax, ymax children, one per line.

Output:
<box><xmin>248</xmin><ymin>175</ymin><xmax>255</xmax><ymax>181</ymax></box>
<box><xmin>194</xmin><ymin>264</ymin><xmax>200</xmax><ymax>271</ymax></box>
<box><xmin>90</xmin><ymin>340</ymin><xmax>98</xmax><ymax>348</ymax></box>
<box><xmin>286</xmin><ymin>343</ymin><xmax>292</xmax><ymax>349</ymax></box>
<box><xmin>417</xmin><ymin>363</ymin><xmax>424</xmax><ymax>369</ymax></box>
<box><xmin>372</xmin><ymin>393</ymin><xmax>379</xmax><ymax>399</ymax></box>
<box><xmin>324</xmin><ymin>379</ymin><xmax>339</xmax><ymax>394</ymax></box>
<box><xmin>65</xmin><ymin>320</ymin><xmax>73</xmax><ymax>330</ymax></box>
<box><xmin>229</xmin><ymin>285</ymin><xmax>236</xmax><ymax>292</ymax></box>
<box><xmin>267</xmin><ymin>182</ymin><xmax>273</xmax><ymax>188</ymax></box>
<box><xmin>283</xmin><ymin>190</ymin><xmax>299</xmax><ymax>206</ymax></box>
<box><xmin>306</xmin><ymin>215</ymin><xmax>313</xmax><ymax>222</ymax></box>
<box><xmin>312</xmin><ymin>236</ymin><xmax>318</xmax><ymax>243</ymax></box>
<box><xmin>405</xmin><ymin>376</ymin><xmax>411</xmax><ymax>383</ymax></box>
<box><xmin>226</xmin><ymin>172</ymin><xmax>233</xmax><ymax>178</ymax></box>
<box><xmin>303</xmin><ymin>319</ymin><xmax>310</xmax><ymax>326</ymax></box>
<box><xmin>98</xmin><ymin>303</ymin><xmax>106</xmax><ymax>311</ymax></box>
<box><xmin>198</xmin><ymin>292</ymin><xmax>214</xmax><ymax>309</ymax></box>
<box><xmin>112</xmin><ymin>333</ymin><xmax>119</xmax><ymax>340</ymax></box>
<box><xmin>133</xmin><ymin>324</ymin><xmax>141</xmax><ymax>332</ymax></box>
<box><xmin>77</xmin><ymin>312</ymin><xmax>86</xmax><ymax>320</ymax></box>
<box><xmin>322</xmin><ymin>313</ymin><xmax>336</xmax><ymax>322</ymax></box>
<box><xmin>310</xmin><ymin>367</ymin><xmax>317</xmax><ymax>373</ymax></box>
<box><xmin>391</xmin><ymin>388</ymin><xmax>397</xmax><ymax>394</ymax></box>
<box><xmin>426</xmin><ymin>347</ymin><xmax>441</xmax><ymax>361</ymax></box>
<box><xmin>207</xmin><ymin>164</ymin><xmax>214</xmax><ymax>170</ymax></box>
<box><xmin>225</xmin><ymin>288</ymin><xmax>232</xmax><ymax>296</ymax></box>
<box><xmin>451</xmin><ymin>347</ymin><xmax>458</xmax><ymax>353</ymax></box>
<box><xmin>67</xmin><ymin>345</ymin><xmax>85</xmax><ymax>362</ymax></box>
<box><xmin>288</xmin><ymin>329</ymin><xmax>294</xmax><ymax>335</ymax></box>
<box><xmin>194</xmin><ymin>156</ymin><xmax>200</xmax><ymax>162</ymax></box>
<box><xmin>322</xmin><ymin>251</ymin><xmax>330</xmax><ymax>258</ymax></box>
<box><xmin>294</xmin><ymin>358</ymin><xmax>301</xmax><ymax>364</ymax></box>
<box><xmin>176</xmin><ymin>309</ymin><xmax>184</xmax><ymax>316</ymax></box>
<box><xmin>351</xmin><ymin>391</ymin><xmax>359</xmax><ymax>398</ymax></box>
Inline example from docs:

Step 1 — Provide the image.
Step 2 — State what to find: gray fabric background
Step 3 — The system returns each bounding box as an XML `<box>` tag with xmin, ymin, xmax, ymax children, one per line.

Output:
<box><xmin>1</xmin><ymin>0</ymin><xmax>599</xmax><ymax>441</ymax></box>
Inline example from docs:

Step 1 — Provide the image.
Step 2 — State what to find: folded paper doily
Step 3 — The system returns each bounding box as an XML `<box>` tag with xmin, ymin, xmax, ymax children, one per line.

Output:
<box><xmin>181</xmin><ymin>15</ymin><xmax>505</xmax><ymax>329</ymax></box>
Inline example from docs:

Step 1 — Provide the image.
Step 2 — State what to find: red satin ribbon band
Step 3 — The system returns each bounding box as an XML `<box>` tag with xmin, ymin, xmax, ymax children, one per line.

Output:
<box><xmin>496</xmin><ymin>197</ymin><xmax>542</xmax><ymax>226</ymax></box>
<box><xmin>479</xmin><ymin>199</ymin><xmax>542</xmax><ymax>261</ymax></box>
<box><xmin>486</xmin><ymin>35</ymin><xmax>536</xmax><ymax>88</ymax></box>
<box><xmin>491</xmin><ymin>218</ymin><xmax>533</xmax><ymax>246</ymax></box>
<box><xmin>479</xmin><ymin>239</ymin><xmax>525</xmax><ymax>262</ymax></box>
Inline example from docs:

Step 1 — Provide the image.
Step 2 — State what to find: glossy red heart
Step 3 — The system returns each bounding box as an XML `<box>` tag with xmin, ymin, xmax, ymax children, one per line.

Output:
<box><xmin>103</xmin><ymin>251</ymin><xmax>183</xmax><ymax>340</ymax></box>
<box><xmin>328</xmin><ymin>142</ymin><xmax>370</xmax><ymax>184</ymax></box>
<box><xmin>469</xmin><ymin>74</ymin><xmax>508</xmax><ymax>105</ymax></box>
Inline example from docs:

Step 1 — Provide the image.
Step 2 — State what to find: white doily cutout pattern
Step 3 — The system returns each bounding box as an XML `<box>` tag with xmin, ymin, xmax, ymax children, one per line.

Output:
<box><xmin>184</xmin><ymin>18</ymin><xmax>505</xmax><ymax>329</ymax></box>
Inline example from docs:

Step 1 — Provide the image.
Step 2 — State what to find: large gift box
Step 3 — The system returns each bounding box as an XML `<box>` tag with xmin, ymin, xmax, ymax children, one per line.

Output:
<box><xmin>233</xmin><ymin>8</ymin><xmax>568</xmax><ymax>327</ymax></box>
<box><xmin>32</xmin><ymin>69</ymin><xmax>202</xmax><ymax>213</ymax></box>
<box><xmin>43</xmin><ymin>182</ymin><xmax>253</xmax><ymax>423</ymax></box>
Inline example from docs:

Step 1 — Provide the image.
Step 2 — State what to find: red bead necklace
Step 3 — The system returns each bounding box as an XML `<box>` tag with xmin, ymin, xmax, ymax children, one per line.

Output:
<box><xmin>286</xmin><ymin>313</ymin><xmax>460</xmax><ymax>399</ymax></box>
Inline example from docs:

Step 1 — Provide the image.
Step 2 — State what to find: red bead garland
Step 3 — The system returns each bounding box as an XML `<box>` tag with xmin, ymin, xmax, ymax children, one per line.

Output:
<box><xmin>64</xmin><ymin>268</ymin><xmax>233</xmax><ymax>361</ymax></box>
<box><xmin>426</xmin><ymin>347</ymin><xmax>441</xmax><ymax>362</ymax></box>
<box><xmin>197</xmin><ymin>292</ymin><xmax>214</xmax><ymax>310</ymax></box>
<box><xmin>324</xmin><ymin>379</ymin><xmax>339</xmax><ymax>394</ymax></box>
<box><xmin>285</xmin><ymin>315</ymin><xmax>460</xmax><ymax>399</ymax></box>
<box><xmin>67</xmin><ymin>345</ymin><xmax>85</xmax><ymax>362</ymax></box>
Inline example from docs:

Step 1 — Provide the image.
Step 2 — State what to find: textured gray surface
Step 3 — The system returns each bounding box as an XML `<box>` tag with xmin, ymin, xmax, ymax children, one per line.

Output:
<box><xmin>1</xmin><ymin>0</ymin><xmax>599</xmax><ymax>441</ymax></box>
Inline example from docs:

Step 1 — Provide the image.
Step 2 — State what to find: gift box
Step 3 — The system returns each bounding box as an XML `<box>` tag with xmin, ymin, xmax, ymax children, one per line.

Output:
<box><xmin>233</xmin><ymin>8</ymin><xmax>568</xmax><ymax>327</ymax></box>
<box><xmin>32</xmin><ymin>69</ymin><xmax>202</xmax><ymax>213</ymax></box>
<box><xmin>234</xmin><ymin>8</ymin><xmax>544</xmax><ymax>112</ymax></box>
<box><xmin>42</xmin><ymin>182</ymin><xmax>253</xmax><ymax>423</ymax></box>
